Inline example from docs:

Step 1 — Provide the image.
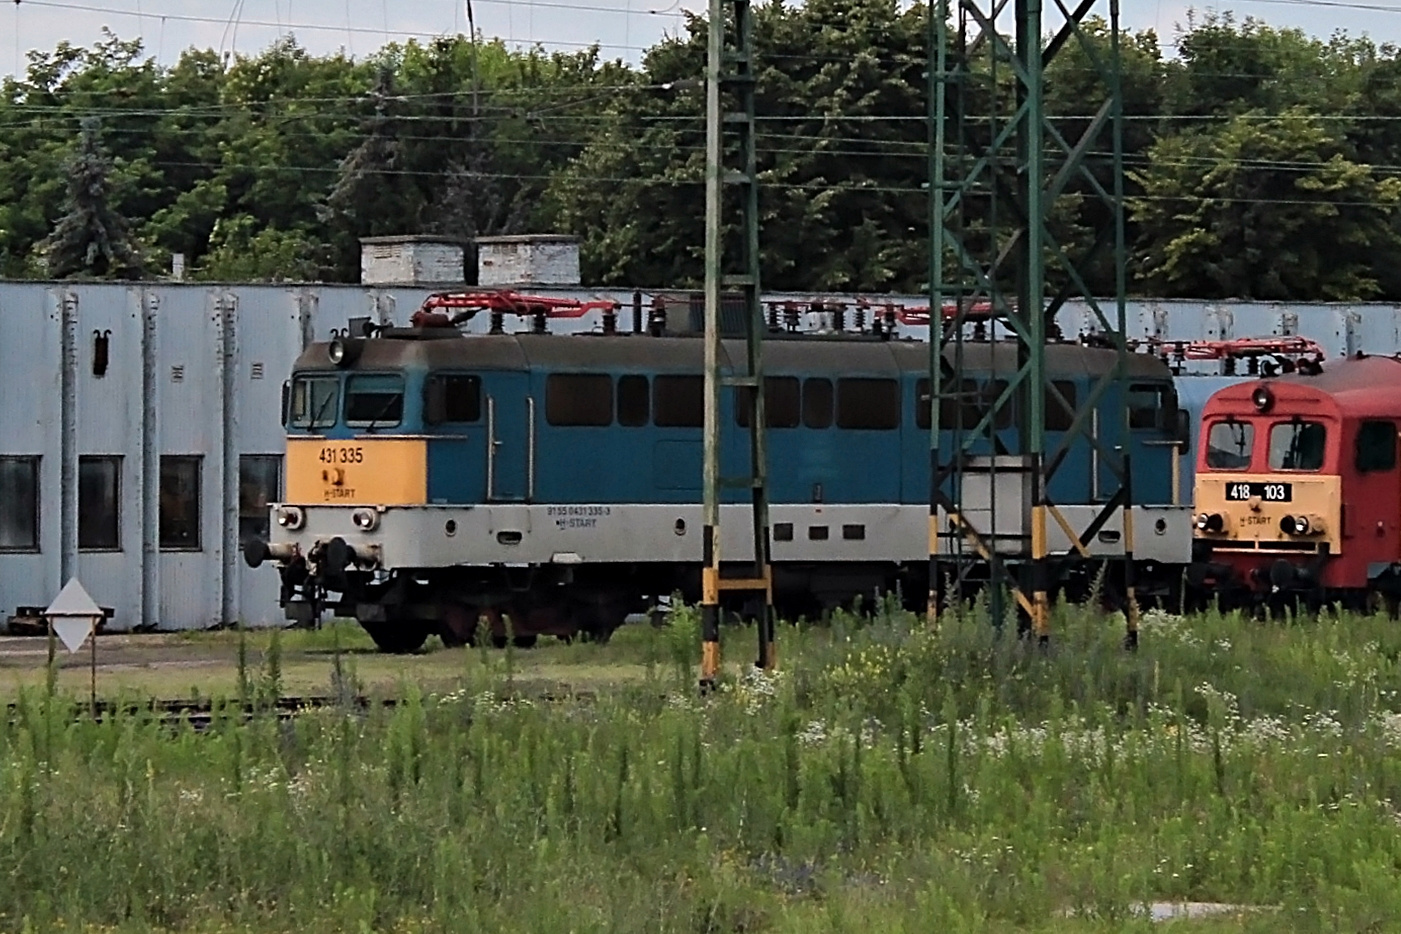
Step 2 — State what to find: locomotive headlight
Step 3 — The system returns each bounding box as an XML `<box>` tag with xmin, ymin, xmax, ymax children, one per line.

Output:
<box><xmin>351</xmin><ymin>508</ymin><xmax>380</xmax><ymax>532</ymax></box>
<box><xmin>276</xmin><ymin>506</ymin><xmax>306</xmax><ymax>530</ymax></box>
<box><xmin>1251</xmin><ymin>384</ymin><xmax>1274</xmax><ymax>413</ymax></box>
<box><xmin>1196</xmin><ymin>512</ymin><xmax>1225</xmax><ymax>534</ymax></box>
<box><xmin>1280</xmin><ymin>514</ymin><xmax>1308</xmax><ymax>535</ymax></box>
<box><xmin>327</xmin><ymin>337</ymin><xmax>363</xmax><ymax>368</ymax></box>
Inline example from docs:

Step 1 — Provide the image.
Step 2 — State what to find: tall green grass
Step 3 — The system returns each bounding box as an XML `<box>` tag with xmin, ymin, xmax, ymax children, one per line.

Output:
<box><xmin>4</xmin><ymin>605</ymin><xmax>1401</xmax><ymax>932</ymax></box>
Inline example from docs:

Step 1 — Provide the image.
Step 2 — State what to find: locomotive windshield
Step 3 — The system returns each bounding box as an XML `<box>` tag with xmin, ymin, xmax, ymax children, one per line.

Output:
<box><xmin>288</xmin><ymin>375</ymin><xmax>339</xmax><ymax>429</ymax></box>
<box><xmin>345</xmin><ymin>373</ymin><xmax>405</xmax><ymax>429</ymax></box>
<box><xmin>1269</xmin><ymin>421</ymin><xmax>1326</xmax><ymax>471</ymax></box>
<box><xmin>1206</xmin><ymin>420</ymin><xmax>1253</xmax><ymax>470</ymax></box>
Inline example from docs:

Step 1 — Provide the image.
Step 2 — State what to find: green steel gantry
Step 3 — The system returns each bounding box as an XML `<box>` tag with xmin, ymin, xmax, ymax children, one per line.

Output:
<box><xmin>927</xmin><ymin>0</ymin><xmax>1139</xmax><ymax>642</ymax></box>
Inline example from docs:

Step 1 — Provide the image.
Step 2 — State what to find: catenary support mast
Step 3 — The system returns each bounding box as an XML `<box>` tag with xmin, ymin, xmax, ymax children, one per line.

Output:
<box><xmin>701</xmin><ymin>0</ymin><xmax>774</xmax><ymax>688</ymax></box>
<box><xmin>928</xmin><ymin>0</ymin><xmax>1137</xmax><ymax>642</ymax></box>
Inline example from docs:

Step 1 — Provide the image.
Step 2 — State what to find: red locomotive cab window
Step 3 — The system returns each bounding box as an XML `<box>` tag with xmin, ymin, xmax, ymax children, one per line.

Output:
<box><xmin>1268</xmin><ymin>421</ymin><xmax>1327</xmax><ymax>471</ymax></box>
<box><xmin>1205</xmin><ymin>420</ymin><xmax>1254</xmax><ymax>470</ymax></box>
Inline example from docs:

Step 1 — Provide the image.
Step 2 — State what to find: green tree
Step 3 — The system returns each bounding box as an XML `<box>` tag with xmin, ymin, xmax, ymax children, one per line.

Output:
<box><xmin>42</xmin><ymin>117</ymin><xmax>145</xmax><ymax>279</ymax></box>
<box><xmin>1130</xmin><ymin>110</ymin><xmax>1401</xmax><ymax>300</ymax></box>
<box><xmin>546</xmin><ymin>0</ymin><xmax>930</xmax><ymax>291</ymax></box>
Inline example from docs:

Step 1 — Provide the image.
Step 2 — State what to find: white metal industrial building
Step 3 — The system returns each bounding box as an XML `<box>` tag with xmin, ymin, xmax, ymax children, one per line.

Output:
<box><xmin>4</xmin><ymin>234</ymin><xmax>1401</xmax><ymax>630</ymax></box>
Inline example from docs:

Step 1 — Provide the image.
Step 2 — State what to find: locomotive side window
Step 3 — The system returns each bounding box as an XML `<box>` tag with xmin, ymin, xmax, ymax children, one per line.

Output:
<box><xmin>617</xmin><ymin>375</ymin><xmax>650</xmax><ymax>427</ymax></box>
<box><xmin>288</xmin><ymin>375</ymin><xmax>339</xmax><ymax>429</ymax></box>
<box><xmin>424</xmin><ymin>374</ymin><xmax>482</xmax><ymax>424</ymax></box>
<box><xmin>837</xmin><ymin>378</ymin><xmax>900</xmax><ymax>430</ymax></box>
<box><xmin>736</xmin><ymin>377</ymin><xmax>800</xmax><ymax>428</ymax></box>
<box><xmin>1268</xmin><ymin>421</ymin><xmax>1326</xmax><ymax>471</ymax></box>
<box><xmin>547</xmin><ymin>374</ymin><xmax>613</xmax><ymax>426</ymax></box>
<box><xmin>929</xmin><ymin>379</ymin><xmax>1011</xmax><ymax>430</ymax></box>
<box><xmin>1045</xmin><ymin>381</ymin><xmax>1078</xmax><ymax>432</ymax></box>
<box><xmin>0</xmin><ymin>457</ymin><xmax>39</xmax><ymax>552</ymax></box>
<box><xmin>802</xmin><ymin>378</ymin><xmax>833</xmax><ymax>429</ymax></box>
<box><xmin>1129</xmin><ymin>384</ymin><xmax>1177</xmax><ymax>431</ymax></box>
<box><xmin>654</xmin><ymin>375</ymin><xmax>704</xmax><ymax>428</ymax></box>
<box><xmin>1206</xmin><ymin>421</ymin><xmax>1254</xmax><ymax>470</ymax></box>
<box><xmin>345</xmin><ymin>374</ymin><xmax>404</xmax><ymax>428</ymax></box>
<box><xmin>1356</xmin><ymin>421</ymin><xmax>1397</xmax><ymax>473</ymax></box>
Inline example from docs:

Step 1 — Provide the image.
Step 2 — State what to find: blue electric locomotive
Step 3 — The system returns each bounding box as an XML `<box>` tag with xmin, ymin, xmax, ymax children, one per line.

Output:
<box><xmin>244</xmin><ymin>306</ymin><xmax>1192</xmax><ymax>651</ymax></box>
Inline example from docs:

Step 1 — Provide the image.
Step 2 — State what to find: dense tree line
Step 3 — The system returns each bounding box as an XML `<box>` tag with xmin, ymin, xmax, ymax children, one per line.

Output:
<box><xmin>3</xmin><ymin>5</ymin><xmax>1401</xmax><ymax>300</ymax></box>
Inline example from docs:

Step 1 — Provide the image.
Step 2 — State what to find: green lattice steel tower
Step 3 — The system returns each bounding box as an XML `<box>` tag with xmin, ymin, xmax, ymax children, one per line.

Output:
<box><xmin>927</xmin><ymin>0</ymin><xmax>1138</xmax><ymax>642</ymax></box>
<box><xmin>701</xmin><ymin>0</ymin><xmax>775</xmax><ymax>687</ymax></box>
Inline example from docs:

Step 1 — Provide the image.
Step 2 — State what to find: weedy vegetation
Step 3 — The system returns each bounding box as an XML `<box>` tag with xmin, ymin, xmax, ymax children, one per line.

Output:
<box><xmin>3</xmin><ymin>598</ymin><xmax>1401</xmax><ymax>932</ymax></box>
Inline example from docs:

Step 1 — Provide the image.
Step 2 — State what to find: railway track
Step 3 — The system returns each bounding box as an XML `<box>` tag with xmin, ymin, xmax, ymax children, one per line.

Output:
<box><xmin>4</xmin><ymin>689</ymin><xmax>609</xmax><ymax>729</ymax></box>
<box><xmin>5</xmin><ymin>695</ymin><xmax>400</xmax><ymax>729</ymax></box>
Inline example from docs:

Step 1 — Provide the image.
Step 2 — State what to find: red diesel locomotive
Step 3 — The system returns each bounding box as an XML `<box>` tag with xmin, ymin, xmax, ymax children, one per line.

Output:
<box><xmin>1191</xmin><ymin>353</ymin><xmax>1401</xmax><ymax>609</ymax></box>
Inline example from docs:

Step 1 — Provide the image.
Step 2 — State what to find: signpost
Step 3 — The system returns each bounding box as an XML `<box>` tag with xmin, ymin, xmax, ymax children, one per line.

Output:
<box><xmin>43</xmin><ymin>579</ymin><xmax>104</xmax><ymax>717</ymax></box>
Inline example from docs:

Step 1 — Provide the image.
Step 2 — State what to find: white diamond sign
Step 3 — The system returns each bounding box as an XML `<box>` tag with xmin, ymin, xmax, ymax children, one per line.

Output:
<box><xmin>52</xmin><ymin>617</ymin><xmax>94</xmax><ymax>654</ymax></box>
<box><xmin>44</xmin><ymin>578</ymin><xmax>104</xmax><ymax>655</ymax></box>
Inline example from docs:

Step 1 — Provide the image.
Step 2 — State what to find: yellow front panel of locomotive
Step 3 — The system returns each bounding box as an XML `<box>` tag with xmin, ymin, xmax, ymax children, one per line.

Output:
<box><xmin>1194</xmin><ymin>474</ymin><xmax>1341</xmax><ymax>552</ymax></box>
<box><xmin>285</xmin><ymin>438</ymin><xmax>427</xmax><ymax>505</ymax></box>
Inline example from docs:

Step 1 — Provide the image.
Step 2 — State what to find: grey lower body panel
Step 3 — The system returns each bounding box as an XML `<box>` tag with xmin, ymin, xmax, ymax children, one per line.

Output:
<box><xmin>271</xmin><ymin>500</ymin><xmax>1192</xmax><ymax>570</ymax></box>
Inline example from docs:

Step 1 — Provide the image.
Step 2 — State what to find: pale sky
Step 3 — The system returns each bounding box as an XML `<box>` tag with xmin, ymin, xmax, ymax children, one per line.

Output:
<box><xmin>5</xmin><ymin>0</ymin><xmax>1400</xmax><ymax>80</ymax></box>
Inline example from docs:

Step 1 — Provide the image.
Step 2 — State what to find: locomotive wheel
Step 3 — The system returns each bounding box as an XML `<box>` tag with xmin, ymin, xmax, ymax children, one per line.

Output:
<box><xmin>361</xmin><ymin>620</ymin><xmax>429</xmax><ymax>654</ymax></box>
<box><xmin>439</xmin><ymin>602</ymin><xmax>484</xmax><ymax>648</ymax></box>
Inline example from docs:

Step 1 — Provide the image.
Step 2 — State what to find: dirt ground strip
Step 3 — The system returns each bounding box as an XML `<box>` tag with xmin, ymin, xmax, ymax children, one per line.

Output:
<box><xmin>0</xmin><ymin>628</ymin><xmax>656</xmax><ymax>701</ymax></box>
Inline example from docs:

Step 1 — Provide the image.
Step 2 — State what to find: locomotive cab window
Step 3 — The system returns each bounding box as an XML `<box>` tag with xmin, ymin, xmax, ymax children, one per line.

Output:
<box><xmin>546</xmin><ymin>374</ymin><xmax>613</xmax><ymax>426</ymax></box>
<box><xmin>288</xmin><ymin>375</ymin><xmax>339</xmax><ymax>429</ymax></box>
<box><xmin>1206</xmin><ymin>420</ymin><xmax>1254</xmax><ymax>470</ymax></box>
<box><xmin>425</xmin><ymin>374</ymin><xmax>482</xmax><ymax>424</ymax></box>
<box><xmin>1356</xmin><ymin>421</ymin><xmax>1397</xmax><ymax>473</ymax></box>
<box><xmin>1129</xmin><ymin>384</ymin><xmax>1178</xmax><ymax>431</ymax></box>
<box><xmin>736</xmin><ymin>377</ymin><xmax>800</xmax><ymax>428</ymax></box>
<box><xmin>345</xmin><ymin>374</ymin><xmax>404</xmax><ymax>428</ymax></box>
<box><xmin>1269</xmin><ymin>420</ymin><xmax>1326</xmax><ymax>471</ymax></box>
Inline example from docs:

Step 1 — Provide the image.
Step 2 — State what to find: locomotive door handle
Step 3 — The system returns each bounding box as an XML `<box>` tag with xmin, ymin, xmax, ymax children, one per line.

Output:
<box><xmin>486</xmin><ymin>395</ymin><xmax>499</xmax><ymax>501</ymax></box>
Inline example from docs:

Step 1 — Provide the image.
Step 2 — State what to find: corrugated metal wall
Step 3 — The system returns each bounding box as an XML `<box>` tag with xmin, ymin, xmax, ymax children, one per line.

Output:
<box><xmin>3</xmin><ymin>281</ymin><xmax>1400</xmax><ymax>630</ymax></box>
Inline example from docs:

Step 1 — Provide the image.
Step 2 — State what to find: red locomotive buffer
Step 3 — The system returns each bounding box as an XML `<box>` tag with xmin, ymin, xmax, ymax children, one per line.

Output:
<box><xmin>1191</xmin><ymin>353</ymin><xmax>1401</xmax><ymax>609</ymax></box>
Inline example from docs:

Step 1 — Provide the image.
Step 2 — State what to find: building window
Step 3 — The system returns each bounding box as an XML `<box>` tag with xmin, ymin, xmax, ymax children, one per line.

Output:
<box><xmin>736</xmin><ymin>377</ymin><xmax>800</xmax><ymax>429</ymax></box>
<box><xmin>238</xmin><ymin>456</ymin><xmax>282</xmax><ymax>545</ymax></box>
<box><xmin>836</xmin><ymin>378</ymin><xmax>900</xmax><ymax>430</ymax></box>
<box><xmin>617</xmin><ymin>374</ymin><xmax>650</xmax><ymax>427</ymax></box>
<box><xmin>1356</xmin><ymin>421</ymin><xmax>1397</xmax><ymax>473</ymax></box>
<box><xmin>653</xmin><ymin>375</ymin><xmax>704</xmax><ymax>428</ymax></box>
<box><xmin>546</xmin><ymin>373</ymin><xmax>613</xmax><ymax>426</ymax></box>
<box><xmin>0</xmin><ymin>457</ymin><xmax>39</xmax><ymax>552</ymax></box>
<box><xmin>160</xmin><ymin>456</ymin><xmax>202</xmax><ymax>550</ymax></box>
<box><xmin>425</xmin><ymin>374</ymin><xmax>482</xmax><ymax>424</ymax></box>
<box><xmin>78</xmin><ymin>456</ymin><xmax>121</xmax><ymax>551</ymax></box>
<box><xmin>802</xmin><ymin>378</ymin><xmax>833</xmax><ymax>429</ymax></box>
